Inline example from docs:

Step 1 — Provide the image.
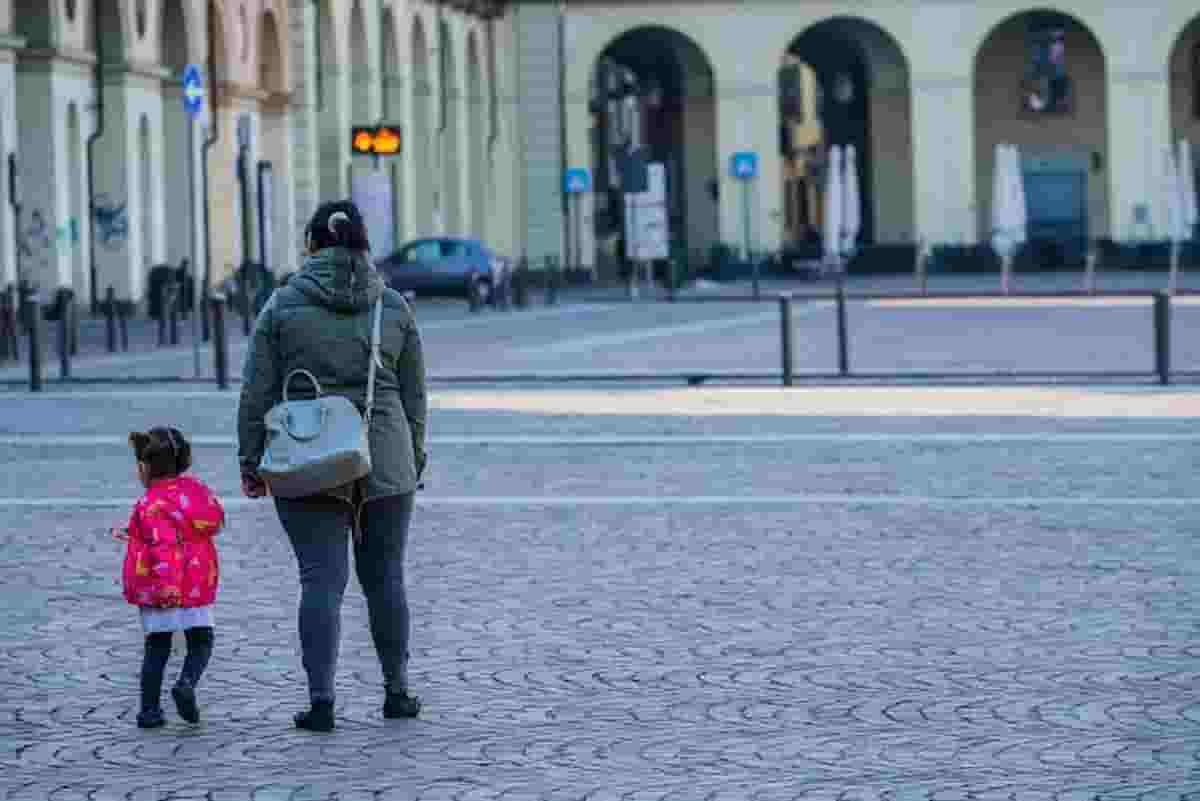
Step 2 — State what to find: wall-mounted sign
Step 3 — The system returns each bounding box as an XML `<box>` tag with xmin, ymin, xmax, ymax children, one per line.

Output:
<box><xmin>351</xmin><ymin>125</ymin><xmax>403</xmax><ymax>156</ymax></box>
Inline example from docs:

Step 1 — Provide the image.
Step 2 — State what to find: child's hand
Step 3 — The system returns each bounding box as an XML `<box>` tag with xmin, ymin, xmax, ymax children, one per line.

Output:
<box><xmin>111</xmin><ymin>527</ymin><xmax>129</xmax><ymax>542</ymax></box>
<box><xmin>241</xmin><ymin>470</ymin><xmax>268</xmax><ymax>498</ymax></box>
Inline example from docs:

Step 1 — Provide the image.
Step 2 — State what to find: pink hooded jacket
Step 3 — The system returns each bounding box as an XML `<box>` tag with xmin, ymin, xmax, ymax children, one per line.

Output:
<box><xmin>122</xmin><ymin>476</ymin><xmax>224</xmax><ymax>608</ymax></box>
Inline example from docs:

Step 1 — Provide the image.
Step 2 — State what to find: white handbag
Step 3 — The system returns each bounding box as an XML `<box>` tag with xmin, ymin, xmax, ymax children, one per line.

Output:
<box><xmin>257</xmin><ymin>298</ymin><xmax>383</xmax><ymax>498</ymax></box>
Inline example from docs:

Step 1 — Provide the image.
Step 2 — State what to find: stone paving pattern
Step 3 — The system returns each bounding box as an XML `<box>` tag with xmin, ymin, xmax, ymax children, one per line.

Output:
<box><xmin>2</xmin><ymin>390</ymin><xmax>1199</xmax><ymax>799</ymax></box>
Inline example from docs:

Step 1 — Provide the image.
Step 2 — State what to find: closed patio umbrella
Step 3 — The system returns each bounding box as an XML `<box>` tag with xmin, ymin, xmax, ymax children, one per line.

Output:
<box><xmin>1164</xmin><ymin>145</ymin><xmax>1184</xmax><ymax>292</ymax></box>
<box><xmin>823</xmin><ymin>145</ymin><xmax>843</xmax><ymax>268</ymax></box>
<box><xmin>991</xmin><ymin>144</ymin><xmax>1013</xmax><ymax>292</ymax></box>
<box><xmin>841</xmin><ymin>144</ymin><xmax>861</xmax><ymax>261</ymax></box>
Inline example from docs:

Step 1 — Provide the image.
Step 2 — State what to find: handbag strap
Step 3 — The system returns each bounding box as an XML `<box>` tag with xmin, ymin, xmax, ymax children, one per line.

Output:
<box><xmin>364</xmin><ymin>297</ymin><xmax>383</xmax><ymax>426</ymax></box>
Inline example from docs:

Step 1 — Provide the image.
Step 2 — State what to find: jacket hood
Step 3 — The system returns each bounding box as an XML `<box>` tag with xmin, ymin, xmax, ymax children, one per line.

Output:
<box><xmin>146</xmin><ymin>475</ymin><xmax>225</xmax><ymax>536</ymax></box>
<box><xmin>291</xmin><ymin>247</ymin><xmax>384</xmax><ymax>313</ymax></box>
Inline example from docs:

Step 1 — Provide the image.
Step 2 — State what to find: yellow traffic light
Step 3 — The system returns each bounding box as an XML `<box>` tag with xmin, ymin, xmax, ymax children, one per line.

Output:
<box><xmin>352</xmin><ymin>128</ymin><xmax>376</xmax><ymax>155</ymax></box>
<box><xmin>374</xmin><ymin>127</ymin><xmax>401</xmax><ymax>155</ymax></box>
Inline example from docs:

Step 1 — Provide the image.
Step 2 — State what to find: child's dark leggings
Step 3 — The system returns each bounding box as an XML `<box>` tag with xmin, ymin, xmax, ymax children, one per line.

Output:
<box><xmin>140</xmin><ymin>627</ymin><xmax>214</xmax><ymax>711</ymax></box>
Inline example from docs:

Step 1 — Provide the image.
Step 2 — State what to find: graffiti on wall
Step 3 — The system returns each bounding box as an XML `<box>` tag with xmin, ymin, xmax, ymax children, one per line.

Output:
<box><xmin>94</xmin><ymin>194</ymin><xmax>128</xmax><ymax>251</ymax></box>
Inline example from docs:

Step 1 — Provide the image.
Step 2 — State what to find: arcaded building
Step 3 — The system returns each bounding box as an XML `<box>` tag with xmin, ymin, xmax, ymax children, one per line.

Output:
<box><xmin>2</xmin><ymin>1</ymin><xmax>1199</xmax><ymax>307</ymax></box>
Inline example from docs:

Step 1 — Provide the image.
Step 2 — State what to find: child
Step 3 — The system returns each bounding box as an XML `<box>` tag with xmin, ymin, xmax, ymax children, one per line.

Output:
<box><xmin>115</xmin><ymin>428</ymin><xmax>224</xmax><ymax>728</ymax></box>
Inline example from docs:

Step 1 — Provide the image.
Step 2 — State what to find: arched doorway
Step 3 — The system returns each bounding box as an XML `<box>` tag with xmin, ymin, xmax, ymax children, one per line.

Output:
<box><xmin>781</xmin><ymin>17</ymin><xmax>913</xmax><ymax>256</ymax></box>
<box><xmin>466</xmin><ymin>31</ymin><xmax>485</xmax><ymax>240</ymax></box>
<box><xmin>974</xmin><ymin>10</ymin><xmax>1108</xmax><ymax>264</ymax></box>
<box><xmin>410</xmin><ymin>15</ymin><xmax>433</xmax><ymax>236</ymax></box>
<box><xmin>590</xmin><ymin>27</ymin><xmax>718</xmax><ymax>278</ymax></box>
<box><xmin>1169</xmin><ymin>15</ymin><xmax>1200</xmax><ymax>239</ymax></box>
<box><xmin>439</xmin><ymin>19</ymin><xmax>460</xmax><ymax>235</ymax></box>
<box><xmin>381</xmin><ymin>7</ymin><xmax>404</xmax><ymax>245</ymax></box>
<box><xmin>160</xmin><ymin>0</ymin><xmax>191</xmax><ymax>270</ymax></box>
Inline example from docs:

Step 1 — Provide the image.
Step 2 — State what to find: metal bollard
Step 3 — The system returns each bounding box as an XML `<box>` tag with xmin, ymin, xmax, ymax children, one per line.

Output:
<box><xmin>513</xmin><ymin>260</ymin><xmax>529</xmax><ymax>308</ymax></box>
<box><xmin>118</xmin><ymin>302</ymin><xmax>130</xmax><ymax>352</ymax></box>
<box><xmin>779</xmin><ymin>294</ymin><xmax>794</xmax><ymax>387</ymax></box>
<box><xmin>0</xmin><ymin>286</ymin><xmax>15</xmax><ymax>362</ymax></box>
<box><xmin>168</xmin><ymin>283</ymin><xmax>180</xmax><ymax>346</ymax></box>
<box><xmin>1154</xmin><ymin>291</ymin><xmax>1171</xmax><ymax>386</ymax></box>
<box><xmin>240</xmin><ymin>270</ymin><xmax>252</xmax><ymax>337</ymax></box>
<box><xmin>210</xmin><ymin>294</ymin><xmax>229</xmax><ymax>390</ymax></box>
<box><xmin>156</xmin><ymin>289</ymin><xmax>167</xmax><ymax>347</ymax></box>
<box><xmin>105</xmin><ymin>286</ymin><xmax>117</xmax><ymax>353</ymax></box>
<box><xmin>545</xmin><ymin>256</ymin><xmax>559</xmax><ymax>306</ymax></box>
<box><xmin>21</xmin><ymin>283</ymin><xmax>43</xmax><ymax>392</ymax></box>
<box><xmin>57</xmin><ymin>288</ymin><xmax>73</xmax><ymax>380</ymax></box>
<box><xmin>836</xmin><ymin>281</ymin><xmax>850</xmax><ymax>377</ymax></box>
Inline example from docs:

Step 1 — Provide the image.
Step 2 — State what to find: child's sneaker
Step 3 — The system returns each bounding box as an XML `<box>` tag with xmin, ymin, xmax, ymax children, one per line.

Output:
<box><xmin>136</xmin><ymin>707</ymin><xmax>166</xmax><ymax>729</ymax></box>
<box><xmin>172</xmin><ymin>685</ymin><xmax>200</xmax><ymax>724</ymax></box>
<box><xmin>383</xmin><ymin>691</ymin><xmax>421</xmax><ymax>719</ymax></box>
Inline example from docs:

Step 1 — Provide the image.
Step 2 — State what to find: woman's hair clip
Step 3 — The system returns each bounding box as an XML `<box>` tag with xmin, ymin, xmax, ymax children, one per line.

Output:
<box><xmin>327</xmin><ymin>211</ymin><xmax>350</xmax><ymax>234</ymax></box>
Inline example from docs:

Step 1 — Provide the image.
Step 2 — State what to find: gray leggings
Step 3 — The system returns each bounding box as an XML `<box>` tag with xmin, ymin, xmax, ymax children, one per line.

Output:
<box><xmin>275</xmin><ymin>492</ymin><xmax>415</xmax><ymax>703</ymax></box>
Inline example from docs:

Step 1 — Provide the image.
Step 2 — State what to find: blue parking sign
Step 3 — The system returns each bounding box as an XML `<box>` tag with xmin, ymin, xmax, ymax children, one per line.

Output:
<box><xmin>564</xmin><ymin>168</ymin><xmax>591</xmax><ymax>194</ymax></box>
<box><xmin>730</xmin><ymin>152</ymin><xmax>758</xmax><ymax>180</ymax></box>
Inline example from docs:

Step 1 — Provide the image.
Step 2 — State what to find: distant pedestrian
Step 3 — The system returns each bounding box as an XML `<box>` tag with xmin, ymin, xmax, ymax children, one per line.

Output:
<box><xmin>237</xmin><ymin>200</ymin><xmax>428</xmax><ymax>732</ymax></box>
<box><xmin>114</xmin><ymin>427</ymin><xmax>225</xmax><ymax>729</ymax></box>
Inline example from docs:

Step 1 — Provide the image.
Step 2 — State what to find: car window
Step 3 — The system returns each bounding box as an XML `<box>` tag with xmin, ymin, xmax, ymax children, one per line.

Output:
<box><xmin>404</xmin><ymin>241</ymin><xmax>442</xmax><ymax>262</ymax></box>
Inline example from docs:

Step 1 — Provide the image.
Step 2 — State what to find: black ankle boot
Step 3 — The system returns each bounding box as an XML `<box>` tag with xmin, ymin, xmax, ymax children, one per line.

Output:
<box><xmin>136</xmin><ymin>707</ymin><xmax>166</xmax><ymax>729</ymax></box>
<box><xmin>172</xmin><ymin>685</ymin><xmax>199</xmax><ymax>724</ymax></box>
<box><xmin>294</xmin><ymin>700</ymin><xmax>335</xmax><ymax>732</ymax></box>
<box><xmin>383</xmin><ymin>690</ymin><xmax>421</xmax><ymax>719</ymax></box>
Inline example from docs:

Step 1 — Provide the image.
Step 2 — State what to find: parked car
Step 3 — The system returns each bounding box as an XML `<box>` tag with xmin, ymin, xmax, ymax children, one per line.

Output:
<box><xmin>376</xmin><ymin>237</ymin><xmax>510</xmax><ymax>306</ymax></box>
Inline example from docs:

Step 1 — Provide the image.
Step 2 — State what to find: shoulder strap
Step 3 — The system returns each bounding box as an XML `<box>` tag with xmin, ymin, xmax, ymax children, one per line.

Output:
<box><xmin>364</xmin><ymin>297</ymin><xmax>383</xmax><ymax>426</ymax></box>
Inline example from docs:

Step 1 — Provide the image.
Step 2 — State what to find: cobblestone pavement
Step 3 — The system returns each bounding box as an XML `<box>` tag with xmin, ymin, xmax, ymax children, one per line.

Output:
<box><xmin>1</xmin><ymin>384</ymin><xmax>1199</xmax><ymax>799</ymax></box>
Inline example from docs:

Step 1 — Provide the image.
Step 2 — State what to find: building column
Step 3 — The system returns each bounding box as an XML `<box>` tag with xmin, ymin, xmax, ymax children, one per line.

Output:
<box><xmin>1107</xmin><ymin>71</ymin><xmax>1172</xmax><ymax>239</ymax></box>
<box><xmin>17</xmin><ymin>53</ymin><xmax>98</xmax><ymax>299</ymax></box>
<box><xmin>911</xmin><ymin>75</ymin><xmax>975</xmax><ymax>245</ymax></box>
<box><xmin>563</xmin><ymin>81</ymin><xmax>593</xmax><ymax>268</ymax></box>
<box><xmin>289</xmin><ymin>0</ymin><xmax>319</xmax><ymax>255</ymax></box>
<box><xmin>715</xmin><ymin>81</ymin><xmax>782</xmax><ymax>255</ymax></box>
<box><xmin>260</xmin><ymin>96</ymin><xmax>294</xmax><ymax>276</ymax></box>
<box><xmin>382</xmin><ymin>69</ymin><xmax>405</xmax><ymax>244</ymax></box>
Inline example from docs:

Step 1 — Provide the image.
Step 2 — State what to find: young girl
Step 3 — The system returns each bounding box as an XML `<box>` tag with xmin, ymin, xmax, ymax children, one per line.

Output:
<box><xmin>115</xmin><ymin>427</ymin><xmax>224</xmax><ymax>728</ymax></box>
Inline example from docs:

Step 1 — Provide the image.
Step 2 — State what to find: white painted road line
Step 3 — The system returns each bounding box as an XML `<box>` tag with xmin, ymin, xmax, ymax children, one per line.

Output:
<box><xmin>2</xmin><ymin>432</ymin><xmax>1200</xmax><ymax>448</ymax></box>
<box><xmin>0</xmin><ymin>495</ymin><xmax>1197</xmax><ymax>509</ymax></box>
<box><xmin>505</xmin><ymin>310</ymin><xmax>784</xmax><ymax>357</ymax></box>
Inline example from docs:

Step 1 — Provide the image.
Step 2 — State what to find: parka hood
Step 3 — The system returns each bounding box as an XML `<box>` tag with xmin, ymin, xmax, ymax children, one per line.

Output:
<box><xmin>291</xmin><ymin>247</ymin><xmax>384</xmax><ymax>313</ymax></box>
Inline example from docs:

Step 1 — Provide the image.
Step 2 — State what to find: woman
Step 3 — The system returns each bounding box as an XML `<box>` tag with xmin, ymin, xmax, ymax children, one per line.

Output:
<box><xmin>237</xmin><ymin>200</ymin><xmax>427</xmax><ymax>732</ymax></box>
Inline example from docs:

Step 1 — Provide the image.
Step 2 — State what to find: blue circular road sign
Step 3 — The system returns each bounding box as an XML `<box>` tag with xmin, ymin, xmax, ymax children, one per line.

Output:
<box><xmin>182</xmin><ymin>64</ymin><xmax>205</xmax><ymax>117</ymax></box>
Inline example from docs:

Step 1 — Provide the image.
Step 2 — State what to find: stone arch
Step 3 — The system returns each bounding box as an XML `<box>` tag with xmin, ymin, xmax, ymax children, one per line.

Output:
<box><xmin>782</xmin><ymin>16</ymin><xmax>914</xmax><ymax>252</ymax></box>
<box><xmin>409</xmin><ymin>12</ymin><xmax>433</xmax><ymax>236</ymax></box>
<box><xmin>974</xmin><ymin>9</ymin><xmax>1108</xmax><ymax>259</ymax></box>
<box><xmin>465</xmin><ymin>29</ymin><xmax>485</xmax><ymax>240</ymax></box>
<box><xmin>258</xmin><ymin>7</ymin><xmax>285</xmax><ymax>94</ymax></box>
<box><xmin>439</xmin><ymin>15</ymin><xmax>460</xmax><ymax>234</ymax></box>
<box><xmin>592</xmin><ymin>25</ymin><xmax>719</xmax><ymax>273</ymax></box>
<box><xmin>92</xmin><ymin>0</ymin><xmax>126</xmax><ymax>63</ymax></box>
<box><xmin>159</xmin><ymin>0</ymin><xmax>188</xmax><ymax>76</ymax></box>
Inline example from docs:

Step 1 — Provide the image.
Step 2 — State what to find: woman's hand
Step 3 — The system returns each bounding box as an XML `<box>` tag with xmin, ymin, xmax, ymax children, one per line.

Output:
<box><xmin>110</xmin><ymin>527</ymin><xmax>130</xmax><ymax>542</ymax></box>
<box><xmin>241</xmin><ymin>469</ymin><xmax>268</xmax><ymax>499</ymax></box>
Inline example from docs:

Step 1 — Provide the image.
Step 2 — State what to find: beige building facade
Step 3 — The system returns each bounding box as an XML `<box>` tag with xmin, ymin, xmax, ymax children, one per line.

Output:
<box><xmin>0</xmin><ymin>0</ymin><xmax>524</xmax><ymax>308</ymax></box>
<box><xmin>563</xmin><ymin>1</ymin><xmax>1200</xmax><ymax>270</ymax></box>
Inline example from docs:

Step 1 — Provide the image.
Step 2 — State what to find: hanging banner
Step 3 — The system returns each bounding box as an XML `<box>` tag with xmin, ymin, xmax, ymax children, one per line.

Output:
<box><xmin>352</xmin><ymin>168</ymin><xmax>395</xmax><ymax>259</ymax></box>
